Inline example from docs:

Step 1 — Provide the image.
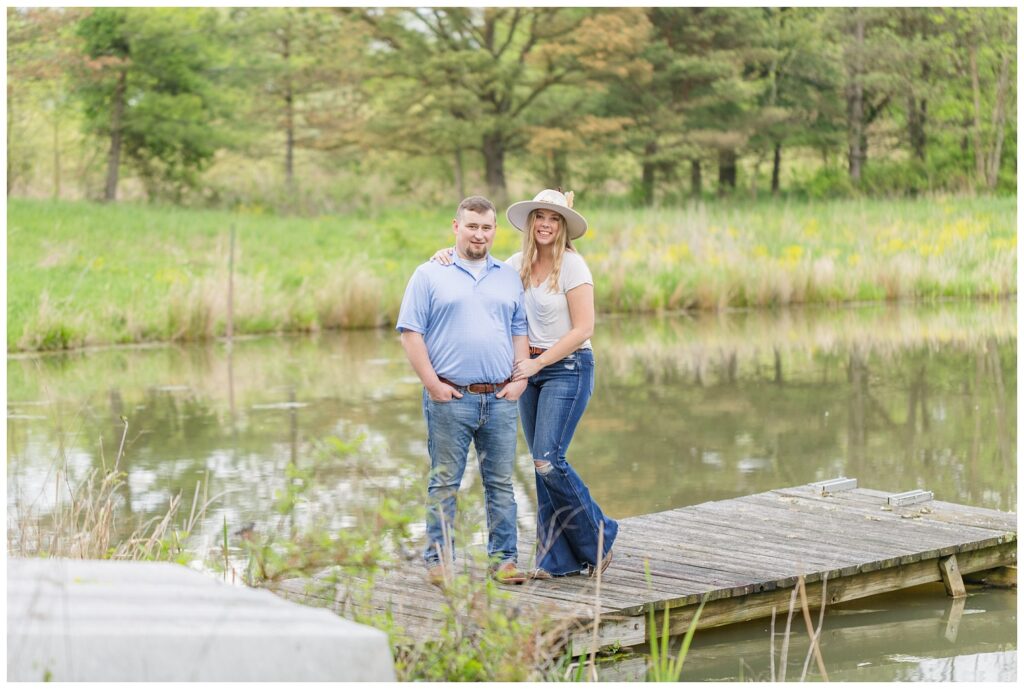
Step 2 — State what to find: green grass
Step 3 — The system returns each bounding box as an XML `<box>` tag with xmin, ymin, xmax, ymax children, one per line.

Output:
<box><xmin>6</xmin><ymin>195</ymin><xmax>1016</xmax><ymax>351</ymax></box>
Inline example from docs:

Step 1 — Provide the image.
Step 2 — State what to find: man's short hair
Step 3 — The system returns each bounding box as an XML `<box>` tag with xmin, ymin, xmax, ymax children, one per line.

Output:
<box><xmin>456</xmin><ymin>195</ymin><xmax>496</xmax><ymax>222</ymax></box>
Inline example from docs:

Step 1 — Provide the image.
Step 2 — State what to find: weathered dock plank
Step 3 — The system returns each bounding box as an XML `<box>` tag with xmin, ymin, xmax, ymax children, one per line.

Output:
<box><xmin>277</xmin><ymin>481</ymin><xmax>1015</xmax><ymax>657</ymax></box>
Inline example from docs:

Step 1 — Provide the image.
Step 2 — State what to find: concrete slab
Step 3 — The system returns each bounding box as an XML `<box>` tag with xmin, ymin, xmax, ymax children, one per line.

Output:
<box><xmin>8</xmin><ymin>558</ymin><xmax>396</xmax><ymax>681</ymax></box>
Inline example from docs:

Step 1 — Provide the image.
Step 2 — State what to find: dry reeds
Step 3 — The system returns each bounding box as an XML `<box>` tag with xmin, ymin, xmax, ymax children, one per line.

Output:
<box><xmin>9</xmin><ymin>418</ymin><xmax>219</xmax><ymax>563</ymax></box>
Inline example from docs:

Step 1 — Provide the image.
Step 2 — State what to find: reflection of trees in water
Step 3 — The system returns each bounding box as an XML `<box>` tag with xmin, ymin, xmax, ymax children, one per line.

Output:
<box><xmin>7</xmin><ymin>302</ymin><xmax>1017</xmax><ymax>539</ymax></box>
<box><xmin>587</xmin><ymin>318</ymin><xmax>1015</xmax><ymax>514</ymax></box>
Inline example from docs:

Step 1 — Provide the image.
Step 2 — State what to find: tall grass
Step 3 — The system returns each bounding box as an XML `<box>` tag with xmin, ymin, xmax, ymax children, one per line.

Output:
<box><xmin>7</xmin><ymin>195</ymin><xmax>1015</xmax><ymax>351</ymax></box>
<box><xmin>9</xmin><ymin>416</ymin><xmax>218</xmax><ymax>562</ymax></box>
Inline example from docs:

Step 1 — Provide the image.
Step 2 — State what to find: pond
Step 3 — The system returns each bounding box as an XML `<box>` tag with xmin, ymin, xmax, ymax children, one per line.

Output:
<box><xmin>7</xmin><ymin>300</ymin><xmax>1016</xmax><ymax>681</ymax></box>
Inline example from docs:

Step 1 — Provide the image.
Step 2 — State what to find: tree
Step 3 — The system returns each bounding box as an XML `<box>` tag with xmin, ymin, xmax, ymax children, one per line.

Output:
<box><xmin>6</xmin><ymin>8</ymin><xmax>85</xmax><ymax>197</ymax></box>
<box><xmin>835</xmin><ymin>8</ymin><xmax>893</xmax><ymax>185</ymax></box>
<box><xmin>609</xmin><ymin>8</ymin><xmax>769</xmax><ymax>201</ymax></box>
<box><xmin>227</xmin><ymin>8</ymin><xmax>369</xmax><ymax>188</ymax></box>
<box><xmin>749</xmin><ymin>8</ymin><xmax>843</xmax><ymax>196</ymax></box>
<box><xmin>886</xmin><ymin>9</ymin><xmax>945</xmax><ymax>162</ymax></box>
<box><xmin>74</xmin><ymin>7</ymin><xmax>229</xmax><ymax>201</ymax></box>
<box><xmin>947</xmin><ymin>8</ymin><xmax>1016</xmax><ymax>190</ymax></box>
<box><xmin>519</xmin><ymin>9</ymin><xmax>651</xmax><ymax>191</ymax></box>
<box><xmin>352</xmin><ymin>7</ymin><xmax>645</xmax><ymax>205</ymax></box>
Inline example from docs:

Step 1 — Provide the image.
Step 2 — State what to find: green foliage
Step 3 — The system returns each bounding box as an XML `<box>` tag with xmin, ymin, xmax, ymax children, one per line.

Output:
<box><xmin>7</xmin><ymin>195</ymin><xmax>1016</xmax><ymax>351</ymax></box>
<box><xmin>73</xmin><ymin>7</ymin><xmax>231</xmax><ymax>199</ymax></box>
<box><xmin>387</xmin><ymin>568</ymin><xmax>553</xmax><ymax>681</ymax></box>
<box><xmin>643</xmin><ymin>559</ymin><xmax>707</xmax><ymax>682</ymax></box>
<box><xmin>5</xmin><ymin>7</ymin><xmax>1017</xmax><ymax>207</ymax></box>
<box><xmin>646</xmin><ymin>598</ymin><xmax>706</xmax><ymax>682</ymax></box>
<box><xmin>795</xmin><ymin>166</ymin><xmax>856</xmax><ymax>199</ymax></box>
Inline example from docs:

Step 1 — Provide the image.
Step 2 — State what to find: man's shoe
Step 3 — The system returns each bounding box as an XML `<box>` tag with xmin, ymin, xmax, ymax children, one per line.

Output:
<box><xmin>489</xmin><ymin>561</ymin><xmax>527</xmax><ymax>585</ymax></box>
<box><xmin>528</xmin><ymin>568</ymin><xmax>553</xmax><ymax>580</ymax></box>
<box><xmin>426</xmin><ymin>564</ymin><xmax>448</xmax><ymax>588</ymax></box>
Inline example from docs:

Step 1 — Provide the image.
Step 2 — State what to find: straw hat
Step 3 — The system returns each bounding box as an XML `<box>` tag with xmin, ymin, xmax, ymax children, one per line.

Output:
<box><xmin>506</xmin><ymin>189</ymin><xmax>588</xmax><ymax>240</ymax></box>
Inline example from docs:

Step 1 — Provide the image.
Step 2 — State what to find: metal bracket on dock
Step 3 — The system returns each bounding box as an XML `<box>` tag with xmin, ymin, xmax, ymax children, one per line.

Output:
<box><xmin>810</xmin><ymin>477</ymin><xmax>857</xmax><ymax>495</ymax></box>
<box><xmin>887</xmin><ymin>489</ymin><xmax>934</xmax><ymax>507</ymax></box>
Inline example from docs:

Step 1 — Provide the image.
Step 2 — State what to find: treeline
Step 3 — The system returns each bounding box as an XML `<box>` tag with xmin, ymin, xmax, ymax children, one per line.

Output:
<box><xmin>6</xmin><ymin>7</ymin><xmax>1016</xmax><ymax>212</ymax></box>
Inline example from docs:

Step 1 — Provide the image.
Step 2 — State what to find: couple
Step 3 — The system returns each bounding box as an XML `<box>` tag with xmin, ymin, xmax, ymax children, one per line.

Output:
<box><xmin>396</xmin><ymin>190</ymin><xmax>618</xmax><ymax>586</ymax></box>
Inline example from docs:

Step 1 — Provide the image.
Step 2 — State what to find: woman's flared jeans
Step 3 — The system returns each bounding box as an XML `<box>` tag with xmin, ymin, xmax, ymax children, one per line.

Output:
<box><xmin>519</xmin><ymin>349</ymin><xmax>618</xmax><ymax>575</ymax></box>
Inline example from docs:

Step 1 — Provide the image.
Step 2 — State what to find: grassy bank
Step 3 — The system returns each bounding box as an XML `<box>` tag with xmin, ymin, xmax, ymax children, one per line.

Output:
<box><xmin>7</xmin><ymin>195</ymin><xmax>1015</xmax><ymax>351</ymax></box>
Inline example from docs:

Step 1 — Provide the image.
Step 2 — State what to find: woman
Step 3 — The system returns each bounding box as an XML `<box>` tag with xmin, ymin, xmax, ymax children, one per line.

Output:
<box><xmin>432</xmin><ymin>189</ymin><xmax>618</xmax><ymax>578</ymax></box>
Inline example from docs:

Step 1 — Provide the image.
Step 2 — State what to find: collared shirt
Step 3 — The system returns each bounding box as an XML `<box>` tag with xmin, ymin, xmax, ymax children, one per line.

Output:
<box><xmin>396</xmin><ymin>253</ymin><xmax>527</xmax><ymax>386</ymax></box>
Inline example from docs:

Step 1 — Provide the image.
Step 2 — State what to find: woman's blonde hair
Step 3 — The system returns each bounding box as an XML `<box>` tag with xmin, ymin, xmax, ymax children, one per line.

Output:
<box><xmin>519</xmin><ymin>209</ymin><xmax>575</xmax><ymax>293</ymax></box>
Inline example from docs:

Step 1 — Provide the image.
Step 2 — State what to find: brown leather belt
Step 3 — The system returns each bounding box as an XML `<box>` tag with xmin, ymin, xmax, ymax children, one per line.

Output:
<box><xmin>438</xmin><ymin>376</ymin><xmax>511</xmax><ymax>394</ymax></box>
<box><xmin>529</xmin><ymin>346</ymin><xmax>546</xmax><ymax>356</ymax></box>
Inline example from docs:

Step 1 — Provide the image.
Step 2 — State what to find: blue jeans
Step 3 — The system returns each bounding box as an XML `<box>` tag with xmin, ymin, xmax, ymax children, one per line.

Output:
<box><xmin>421</xmin><ymin>388</ymin><xmax>520</xmax><ymax>567</ymax></box>
<box><xmin>518</xmin><ymin>349</ymin><xmax>618</xmax><ymax>575</ymax></box>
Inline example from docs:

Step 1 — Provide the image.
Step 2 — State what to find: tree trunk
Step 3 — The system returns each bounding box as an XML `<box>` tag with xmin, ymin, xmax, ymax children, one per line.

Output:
<box><xmin>907</xmin><ymin>94</ymin><xmax>927</xmax><ymax>161</ymax></box>
<box><xmin>717</xmin><ymin>148</ymin><xmax>737</xmax><ymax>195</ymax></box>
<box><xmin>104</xmin><ymin>69</ymin><xmax>127</xmax><ymax>202</ymax></box>
<box><xmin>282</xmin><ymin>29</ymin><xmax>294</xmax><ymax>186</ymax></box>
<box><xmin>846</xmin><ymin>13</ymin><xmax>865</xmax><ymax>185</ymax></box>
<box><xmin>482</xmin><ymin>132</ymin><xmax>507</xmax><ymax>206</ymax></box>
<box><xmin>6</xmin><ymin>84</ymin><xmax>12</xmax><ymax>196</ymax></box>
<box><xmin>985</xmin><ymin>49</ymin><xmax>1011</xmax><ymax>189</ymax></box>
<box><xmin>550</xmin><ymin>149</ymin><xmax>568</xmax><ymax>190</ymax></box>
<box><xmin>453</xmin><ymin>146</ymin><xmax>465</xmax><ymax>200</ymax></box>
<box><xmin>284</xmin><ymin>84</ymin><xmax>294</xmax><ymax>184</ymax></box>
<box><xmin>690</xmin><ymin>158</ymin><xmax>702</xmax><ymax>198</ymax></box>
<box><xmin>968</xmin><ymin>41</ymin><xmax>985</xmax><ymax>184</ymax></box>
<box><xmin>641</xmin><ymin>141</ymin><xmax>656</xmax><ymax>206</ymax></box>
<box><xmin>771</xmin><ymin>141</ymin><xmax>782</xmax><ymax>195</ymax></box>
<box><xmin>53</xmin><ymin>112</ymin><xmax>61</xmax><ymax>200</ymax></box>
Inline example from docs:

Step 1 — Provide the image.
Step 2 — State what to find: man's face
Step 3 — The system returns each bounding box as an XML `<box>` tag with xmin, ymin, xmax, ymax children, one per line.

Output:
<box><xmin>452</xmin><ymin>208</ymin><xmax>497</xmax><ymax>260</ymax></box>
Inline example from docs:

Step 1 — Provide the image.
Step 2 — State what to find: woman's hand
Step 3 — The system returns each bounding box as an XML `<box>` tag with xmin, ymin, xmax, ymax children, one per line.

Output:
<box><xmin>430</xmin><ymin>247</ymin><xmax>456</xmax><ymax>265</ymax></box>
<box><xmin>512</xmin><ymin>357</ymin><xmax>544</xmax><ymax>381</ymax></box>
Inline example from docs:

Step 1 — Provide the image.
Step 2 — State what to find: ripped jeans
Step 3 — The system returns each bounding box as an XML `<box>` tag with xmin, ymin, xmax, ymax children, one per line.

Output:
<box><xmin>519</xmin><ymin>348</ymin><xmax>618</xmax><ymax>575</ymax></box>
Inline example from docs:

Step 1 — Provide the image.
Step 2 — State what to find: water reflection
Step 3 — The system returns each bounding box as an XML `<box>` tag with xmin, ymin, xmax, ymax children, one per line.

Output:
<box><xmin>596</xmin><ymin>584</ymin><xmax>1016</xmax><ymax>682</ymax></box>
<box><xmin>8</xmin><ymin>301</ymin><xmax>1016</xmax><ymax>531</ymax></box>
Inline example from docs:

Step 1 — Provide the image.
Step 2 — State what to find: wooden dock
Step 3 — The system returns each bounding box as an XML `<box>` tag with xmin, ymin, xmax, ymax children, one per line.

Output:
<box><xmin>276</xmin><ymin>480</ymin><xmax>1016</xmax><ymax>655</ymax></box>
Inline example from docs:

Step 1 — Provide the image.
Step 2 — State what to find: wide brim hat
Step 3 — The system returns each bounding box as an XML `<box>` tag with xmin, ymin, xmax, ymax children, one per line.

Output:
<box><xmin>506</xmin><ymin>189</ymin><xmax>588</xmax><ymax>240</ymax></box>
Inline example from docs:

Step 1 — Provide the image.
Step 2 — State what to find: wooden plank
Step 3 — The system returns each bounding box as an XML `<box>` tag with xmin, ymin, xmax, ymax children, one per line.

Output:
<box><xmin>939</xmin><ymin>555</ymin><xmax>967</xmax><ymax>598</ymax></box>
<box><xmin>634</xmin><ymin>509</ymin><xmax>897</xmax><ymax>565</ymax></box>
<box><xmin>633</xmin><ymin>536</ymin><xmax>1018</xmax><ymax>618</ymax></box>
<box><xmin>644</xmin><ymin>540</ymin><xmax>1016</xmax><ymax>641</ymax></box>
<box><xmin>728</xmin><ymin>494</ymin><xmax>1014</xmax><ymax>563</ymax></box>
<box><xmin>732</xmin><ymin>493</ymin><xmax>1008</xmax><ymax>555</ymax></box>
<box><xmin>642</xmin><ymin>501</ymin><xmax>923</xmax><ymax>557</ymax></box>
<box><xmin>633</xmin><ymin>514</ymin><xmax>925</xmax><ymax>582</ymax></box>
<box><xmin>963</xmin><ymin>565</ymin><xmax>1016</xmax><ymax>588</ymax></box>
<box><xmin>730</xmin><ymin>492</ymin><xmax>1002</xmax><ymax>547</ymax></box>
<box><xmin>604</xmin><ymin>539</ymin><xmax>805</xmax><ymax>586</ymax></box>
<box><xmin>774</xmin><ymin>487</ymin><xmax>1017</xmax><ymax>532</ymax></box>
<box><xmin>565</xmin><ymin>615</ymin><xmax>647</xmax><ymax>656</ymax></box>
<box><xmin>766</xmin><ymin>488</ymin><xmax>1016</xmax><ymax>537</ymax></box>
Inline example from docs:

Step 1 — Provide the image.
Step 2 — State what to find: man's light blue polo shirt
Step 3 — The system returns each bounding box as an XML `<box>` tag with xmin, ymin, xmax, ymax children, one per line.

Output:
<box><xmin>396</xmin><ymin>254</ymin><xmax>527</xmax><ymax>386</ymax></box>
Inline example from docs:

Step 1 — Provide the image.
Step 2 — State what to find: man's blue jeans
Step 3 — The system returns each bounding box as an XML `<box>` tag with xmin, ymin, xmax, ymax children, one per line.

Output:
<box><xmin>519</xmin><ymin>348</ymin><xmax>618</xmax><ymax>575</ymax></box>
<box><xmin>421</xmin><ymin>388</ymin><xmax>520</xmax><ymax>567</ymax></box>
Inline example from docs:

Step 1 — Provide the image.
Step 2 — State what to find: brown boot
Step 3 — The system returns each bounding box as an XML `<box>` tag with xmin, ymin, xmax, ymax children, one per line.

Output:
<box><xmin>589</xmin><ymin>549</ymin><xmax>613</xmax><ymax>578</ymax></box>
<box><xmin>489</xmin><ymin>561</ymin><xmax>527</xmax><ymax>585</ymax></box>
<box><xmin>426</xmin><ymin>564</ymin><xmax>448</xmax><ymax>588</ymax></box>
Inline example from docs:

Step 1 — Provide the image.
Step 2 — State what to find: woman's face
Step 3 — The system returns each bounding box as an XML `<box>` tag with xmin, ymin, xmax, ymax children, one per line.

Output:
<box><xmin>531</xmin><ymin>209</ymin><xmax>564</xmax><ymax>247</ymax></box>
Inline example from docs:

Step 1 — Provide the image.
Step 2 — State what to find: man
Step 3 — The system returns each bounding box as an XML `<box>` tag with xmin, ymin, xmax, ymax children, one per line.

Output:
<box><xmin>396</xmin><ymin>195</ymin><xmax>530</xmax><ymax>586</ymax></box>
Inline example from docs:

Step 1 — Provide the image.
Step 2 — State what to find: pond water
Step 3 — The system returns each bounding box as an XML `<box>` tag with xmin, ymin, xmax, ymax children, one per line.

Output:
<box><xmin>7</xmin><ymin>300</ymin><xmax>1016</xmax><ymax>681</ymax></box>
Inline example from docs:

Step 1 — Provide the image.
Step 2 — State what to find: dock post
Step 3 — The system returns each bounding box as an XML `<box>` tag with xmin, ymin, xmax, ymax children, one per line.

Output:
<box><xmin>938</xmin><ymin>555</ymin><xmax>967</xmax><ymax>598</ymax></box>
